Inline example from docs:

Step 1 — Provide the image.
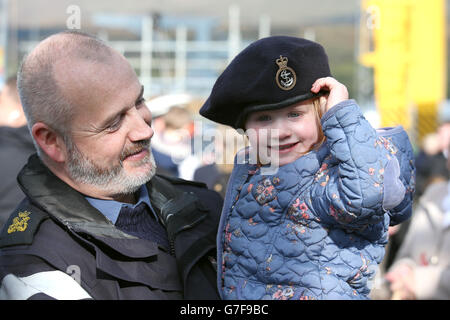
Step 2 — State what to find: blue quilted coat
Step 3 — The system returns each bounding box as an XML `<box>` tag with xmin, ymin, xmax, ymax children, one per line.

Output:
<box><xmin>217</xmin><ymin>100</ymin><xmax>415</xmax><ymax>300</ymax></box>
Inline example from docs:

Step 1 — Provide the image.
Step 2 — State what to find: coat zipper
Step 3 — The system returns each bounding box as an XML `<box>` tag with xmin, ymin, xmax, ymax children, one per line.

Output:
<box><xmin>169</xmin><ymin>214</ymin><xmax>207</xmax><ymax>256</ymax></box>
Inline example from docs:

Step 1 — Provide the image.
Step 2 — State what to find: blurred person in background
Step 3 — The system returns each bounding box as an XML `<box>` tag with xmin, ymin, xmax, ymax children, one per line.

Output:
<box><xmin>148</xmin><ymin>95</ymin><xmax>194</xmax><ymax>178</ymax></box>
<box><xmin>0</xmin><ymin>76</ymin><xmax>35</xmax><ymax>229</ymax></box>
<box><xmin>385</xmin><ymin>141</ymin><xmax>450</xmax><ymax>300</ymax></box>
<box><xmin>414</xmin><ymin>126</ymin><xmax>449</xmax><ymax>198</ymax></box>
<box><xmin>193</xmin><ymin>124</ymin><xmax>245</xmax><ymax>198</ymax></box>
<box><xmin>149</xmin><ymin>95</ymin><xmax>232</xmax><ymax>198</ymax></box>
<box><xmin>438</xmin><ymin>120</ymin><xmax>450</xmax><ymax>159</ymax></box>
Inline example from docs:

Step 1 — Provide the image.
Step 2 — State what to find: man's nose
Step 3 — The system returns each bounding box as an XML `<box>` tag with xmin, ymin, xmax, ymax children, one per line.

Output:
<box><xmin>128</xmin><ymin>108</ymin><xmax>154</xmax><ymax>142</ymax></box>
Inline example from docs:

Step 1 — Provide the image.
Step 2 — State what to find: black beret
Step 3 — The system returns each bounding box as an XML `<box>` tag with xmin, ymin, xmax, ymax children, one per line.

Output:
<box><xmin>199</xmin><ymin>36</ymin><xmax>332</xmax><ymax>129</ymax></box>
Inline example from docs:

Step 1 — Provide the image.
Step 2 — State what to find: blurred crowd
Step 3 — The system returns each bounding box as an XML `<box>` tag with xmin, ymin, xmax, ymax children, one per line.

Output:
<box><xmin>145</xmin><ymin>93</ymin><xmax>238</xmax><ymax>198</ymax></box>
<box><xmin>1</xmin><ymin>76</ymin><xmax>449</xmax><ymax>300</ymax></box>
<box><xmin>370</xmin><ymin>120</ymin><xmax>450</xmax><ymax>300</ymax></box>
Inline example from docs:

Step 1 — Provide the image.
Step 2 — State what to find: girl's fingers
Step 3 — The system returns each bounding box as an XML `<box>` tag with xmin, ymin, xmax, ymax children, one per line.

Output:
<box><xmin>312</xmin><ymin>77</ymin><xmax>349</xmax><ymax>112</ymax></box>
<box><xmin>311</xmin><ymin>77</ymin><xmax>338</xmax><ymax>92</ymax></box>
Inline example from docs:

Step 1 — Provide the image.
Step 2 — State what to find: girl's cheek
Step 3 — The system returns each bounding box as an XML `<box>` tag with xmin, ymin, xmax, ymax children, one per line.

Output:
<box><xmin>246</xmin><ymin>132</ymin><xmax>260</xmax><ymax>148</ymax></box>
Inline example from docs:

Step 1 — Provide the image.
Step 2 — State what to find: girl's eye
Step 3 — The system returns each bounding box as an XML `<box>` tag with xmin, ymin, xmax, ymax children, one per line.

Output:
<box><xmin>288</xmin><ymin>111</ymin><xmax>301</xmax><ymax>118</ymax></box>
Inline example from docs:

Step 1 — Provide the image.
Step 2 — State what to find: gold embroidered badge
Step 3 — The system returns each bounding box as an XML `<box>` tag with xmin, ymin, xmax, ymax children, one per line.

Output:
<box><xmin>275</xmin><ymin>55</ymin><xmax>296</xmax><ymax>91</ymax></box>
<box><xmin>7</xmin><ymin>211</ymin><xmax>31</xmax><ymax>234</ymax></box>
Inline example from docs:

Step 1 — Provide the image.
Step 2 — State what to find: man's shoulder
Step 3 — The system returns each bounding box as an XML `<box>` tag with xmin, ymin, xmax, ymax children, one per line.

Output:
<box><xmin>0</xmin><ymin>199</ymin><xmax>49</xmax><ymax>249</ymax></box>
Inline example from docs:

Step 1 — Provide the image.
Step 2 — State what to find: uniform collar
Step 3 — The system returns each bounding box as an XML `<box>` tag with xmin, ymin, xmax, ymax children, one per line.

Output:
<box><xmin>85</xmin><ymin>185</ymin><xmax>157</xmax><ymax>224</ymax></box>
<box><xmin>17</xmin><ymin>154</ymin><xmax>140</xmax><ymax>239</ymax></box>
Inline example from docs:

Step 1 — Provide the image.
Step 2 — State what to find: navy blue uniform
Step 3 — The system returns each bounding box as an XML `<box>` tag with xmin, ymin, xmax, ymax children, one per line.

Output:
<box><xmin>0</xmin><ymin>154</ymin><xmax>222</xmax><ymax>300</ymax></box>
<box><xmin>0</xmin><ymin>125</ymin><xmax>35</xmax><ymax>229</ymax></box>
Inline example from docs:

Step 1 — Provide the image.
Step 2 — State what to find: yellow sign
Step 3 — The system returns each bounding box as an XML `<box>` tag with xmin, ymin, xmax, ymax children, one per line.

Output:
<box><xmin>8</xmin><ymin>211</ymin><xmax>31</xmax><ymax>234</ymax></box>
<box><xmin>359</xmin><ymin>0</ymin><xmax>447</xmax><ymax>143</ymax></box>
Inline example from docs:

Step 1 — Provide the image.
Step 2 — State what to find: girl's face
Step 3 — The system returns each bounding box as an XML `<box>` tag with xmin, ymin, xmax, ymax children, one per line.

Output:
<box><xmin>245</xmin><ymin>99</ymin><xmax>321</xmax><ymax>167</ymax></box>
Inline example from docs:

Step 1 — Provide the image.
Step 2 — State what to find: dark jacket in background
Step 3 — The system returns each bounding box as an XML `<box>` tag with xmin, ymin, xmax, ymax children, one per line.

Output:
<box><xmin>0</xmin><ymin>125</ymin><xmax>35</xmax><ymax>229</ymax></box>
<box><xmin>414</xmin><ymin>151</ymin><xmax>449</xmax><ymax>198</ymax></box>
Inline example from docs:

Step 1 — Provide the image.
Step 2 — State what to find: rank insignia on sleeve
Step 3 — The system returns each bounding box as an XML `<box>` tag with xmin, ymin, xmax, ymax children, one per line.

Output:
<box><xmin>8</xmin><ymin>211</ymin><xmax>32</xmax><ymax>234</ymax></box>
<box><xmin>275</xmin><ymin>55</ymin><xmax>296</xmax><ymax>91</ymax></box>
<box><xmin>0</xmin><ymin>200</ymin><xmax>49</xmax><ymax>248</ymax></box>
<box><xmin>0</xmin><ymin>204</ymin><xmax>48</xmax><ymax>248</ymax></box>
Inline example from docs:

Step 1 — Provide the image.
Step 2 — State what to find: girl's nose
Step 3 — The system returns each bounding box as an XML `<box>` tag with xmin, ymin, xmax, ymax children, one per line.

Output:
<box><xmin>275</xmin><ymin>119</ymin><xmax>292</xmax><ymax>140</ymax></box>
<box><xmin>271</xmin><ymin>119</ymin><xmax>291</xmax><ymax>141</ymax></box>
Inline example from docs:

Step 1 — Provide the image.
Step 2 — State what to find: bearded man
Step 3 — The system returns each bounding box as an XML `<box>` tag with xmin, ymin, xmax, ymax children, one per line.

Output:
<box><xmin>0</xmin><ymin>31</ymin><xmax>222</xmax><ymax>300</ymax></box>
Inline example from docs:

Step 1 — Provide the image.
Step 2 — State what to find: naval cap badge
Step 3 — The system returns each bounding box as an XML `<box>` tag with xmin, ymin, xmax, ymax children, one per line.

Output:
<box><xmin>275</xmin><ymin>55</ymin><xmax>296</xmax><ymax>91</ymax></box>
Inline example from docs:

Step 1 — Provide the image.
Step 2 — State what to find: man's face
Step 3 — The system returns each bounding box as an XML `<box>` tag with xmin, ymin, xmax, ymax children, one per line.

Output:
<box><xmin>55</xmin><ymin>54</ymin><xmax>156</xmax><ymax>196</ymax></box>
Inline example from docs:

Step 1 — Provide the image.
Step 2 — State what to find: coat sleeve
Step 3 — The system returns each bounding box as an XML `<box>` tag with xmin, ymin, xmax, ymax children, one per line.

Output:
<box><xmin>313</xmin><ymin>99</ymin><xmax>406</xmax><ymax>228</ymax></box>
<box><xmin>376</xmin><ymin>126</ymin><xmax>415</xmax><ymax>226</ymax></box>
<box><xmin>0</xmin><ymin>253</ymin><xmax>92</xmax><ymax>300</ymax></box>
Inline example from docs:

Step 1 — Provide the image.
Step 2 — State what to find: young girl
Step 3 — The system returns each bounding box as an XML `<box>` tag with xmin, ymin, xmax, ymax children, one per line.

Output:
<box><xmin>200</xmin><ymin>36</ymin><xmax>415</xmax><ymax>299</ymax></box>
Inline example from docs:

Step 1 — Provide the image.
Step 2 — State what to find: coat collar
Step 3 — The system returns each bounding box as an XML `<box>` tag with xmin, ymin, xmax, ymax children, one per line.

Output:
<box><xmin>17</xmin><ymin>154</ymin><xmax>136</xmax><ymax>239</ymax></box>
<box><xmin>17</xmin><ymin>154</ymin><xmax>210</xmax><ymax>242</ymax></box>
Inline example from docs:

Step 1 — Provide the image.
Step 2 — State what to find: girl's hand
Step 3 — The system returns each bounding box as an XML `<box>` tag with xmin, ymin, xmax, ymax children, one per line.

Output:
<box><xmin>311</xmin><ymin>77</ymin><xmax>349</xmax><ymax>113</ymax></box>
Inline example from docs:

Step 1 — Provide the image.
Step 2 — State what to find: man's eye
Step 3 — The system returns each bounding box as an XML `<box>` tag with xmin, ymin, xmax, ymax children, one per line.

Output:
<box><xmin>106</xmin><ymin>117</ymin><xmax>123</xmax><ymax>132</ymax></box>
<box><xmin>107</xmin><ymin>122</ymin><xmax>121</xmax><ymax>132</ymax></box>
<box><xmin>136</xmin><ymin>97</ymin><xmax>146</xmax><ymax>106</ymax></box>
<box><xmin>256</xmin><ymin>115</ymin><xmax>271</xmax><ymax>122</ymax></box>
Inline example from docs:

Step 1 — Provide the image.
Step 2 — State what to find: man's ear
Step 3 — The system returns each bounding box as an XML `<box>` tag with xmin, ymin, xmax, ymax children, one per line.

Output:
<box><xmin>32</xmin><ymin>122</ymin><xmax>67</xmax><ymax>163</ymax></box>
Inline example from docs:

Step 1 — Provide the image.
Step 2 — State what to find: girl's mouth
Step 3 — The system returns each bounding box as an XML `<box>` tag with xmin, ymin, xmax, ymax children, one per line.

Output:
<box><xmin>270</xmin><ymin>141</ymin><xmax>299</xmax><ymax>153</ymax></box>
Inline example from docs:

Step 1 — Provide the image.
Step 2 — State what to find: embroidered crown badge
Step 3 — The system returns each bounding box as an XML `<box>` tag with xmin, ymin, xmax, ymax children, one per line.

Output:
<box><xmin>275</xmin><ymin>55</ymin><xmax>296</xmax><ymax>91</ymax></box>
<box><xmin>8</xmin><ymin>211</ymin><xmax>31</xmax><ymax>234</ymax></box>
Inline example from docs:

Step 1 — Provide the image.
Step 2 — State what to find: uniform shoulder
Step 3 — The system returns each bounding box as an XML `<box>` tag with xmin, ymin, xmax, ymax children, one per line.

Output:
<box><xmin>0</xmin><ymin>200</ymin><xmax>48</xmax><ymax>248</ymax></box>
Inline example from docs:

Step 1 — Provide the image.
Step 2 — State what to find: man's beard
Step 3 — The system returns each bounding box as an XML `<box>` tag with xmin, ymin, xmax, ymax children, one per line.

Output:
<box><xmin>66</xmin><ymin>138</ymin><xmax>157</xmax><ymax>196</ymax></box>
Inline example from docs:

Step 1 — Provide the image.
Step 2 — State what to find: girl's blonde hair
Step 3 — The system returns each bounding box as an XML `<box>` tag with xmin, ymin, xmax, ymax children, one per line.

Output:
<box><xmin>312</xmin><ymin>97</ymin><xmax>326</xmax><ymax>151</ymax></box>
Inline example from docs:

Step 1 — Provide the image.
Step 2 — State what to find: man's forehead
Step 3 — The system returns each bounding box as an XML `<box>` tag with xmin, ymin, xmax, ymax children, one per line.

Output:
<box><xmin>55</xmin><ymin>55</ymin><xmax>136</xmax><ymax>97</ymax></box>
<box><xmin>53</xmin><ymin>57</ymin><xmax>141</xmax><ymax>123</ymax></box>
<box><xmin>54</xmin><ymin>54</ymin><xmax>122</xmax><ymax>83</ymax></box>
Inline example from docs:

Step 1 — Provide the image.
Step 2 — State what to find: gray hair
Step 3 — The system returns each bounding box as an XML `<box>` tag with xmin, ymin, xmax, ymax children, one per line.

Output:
<box><xmin>17</xmin><ymin>30</ymin><xmax>114</xmax><ymax>159</ymax></box>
